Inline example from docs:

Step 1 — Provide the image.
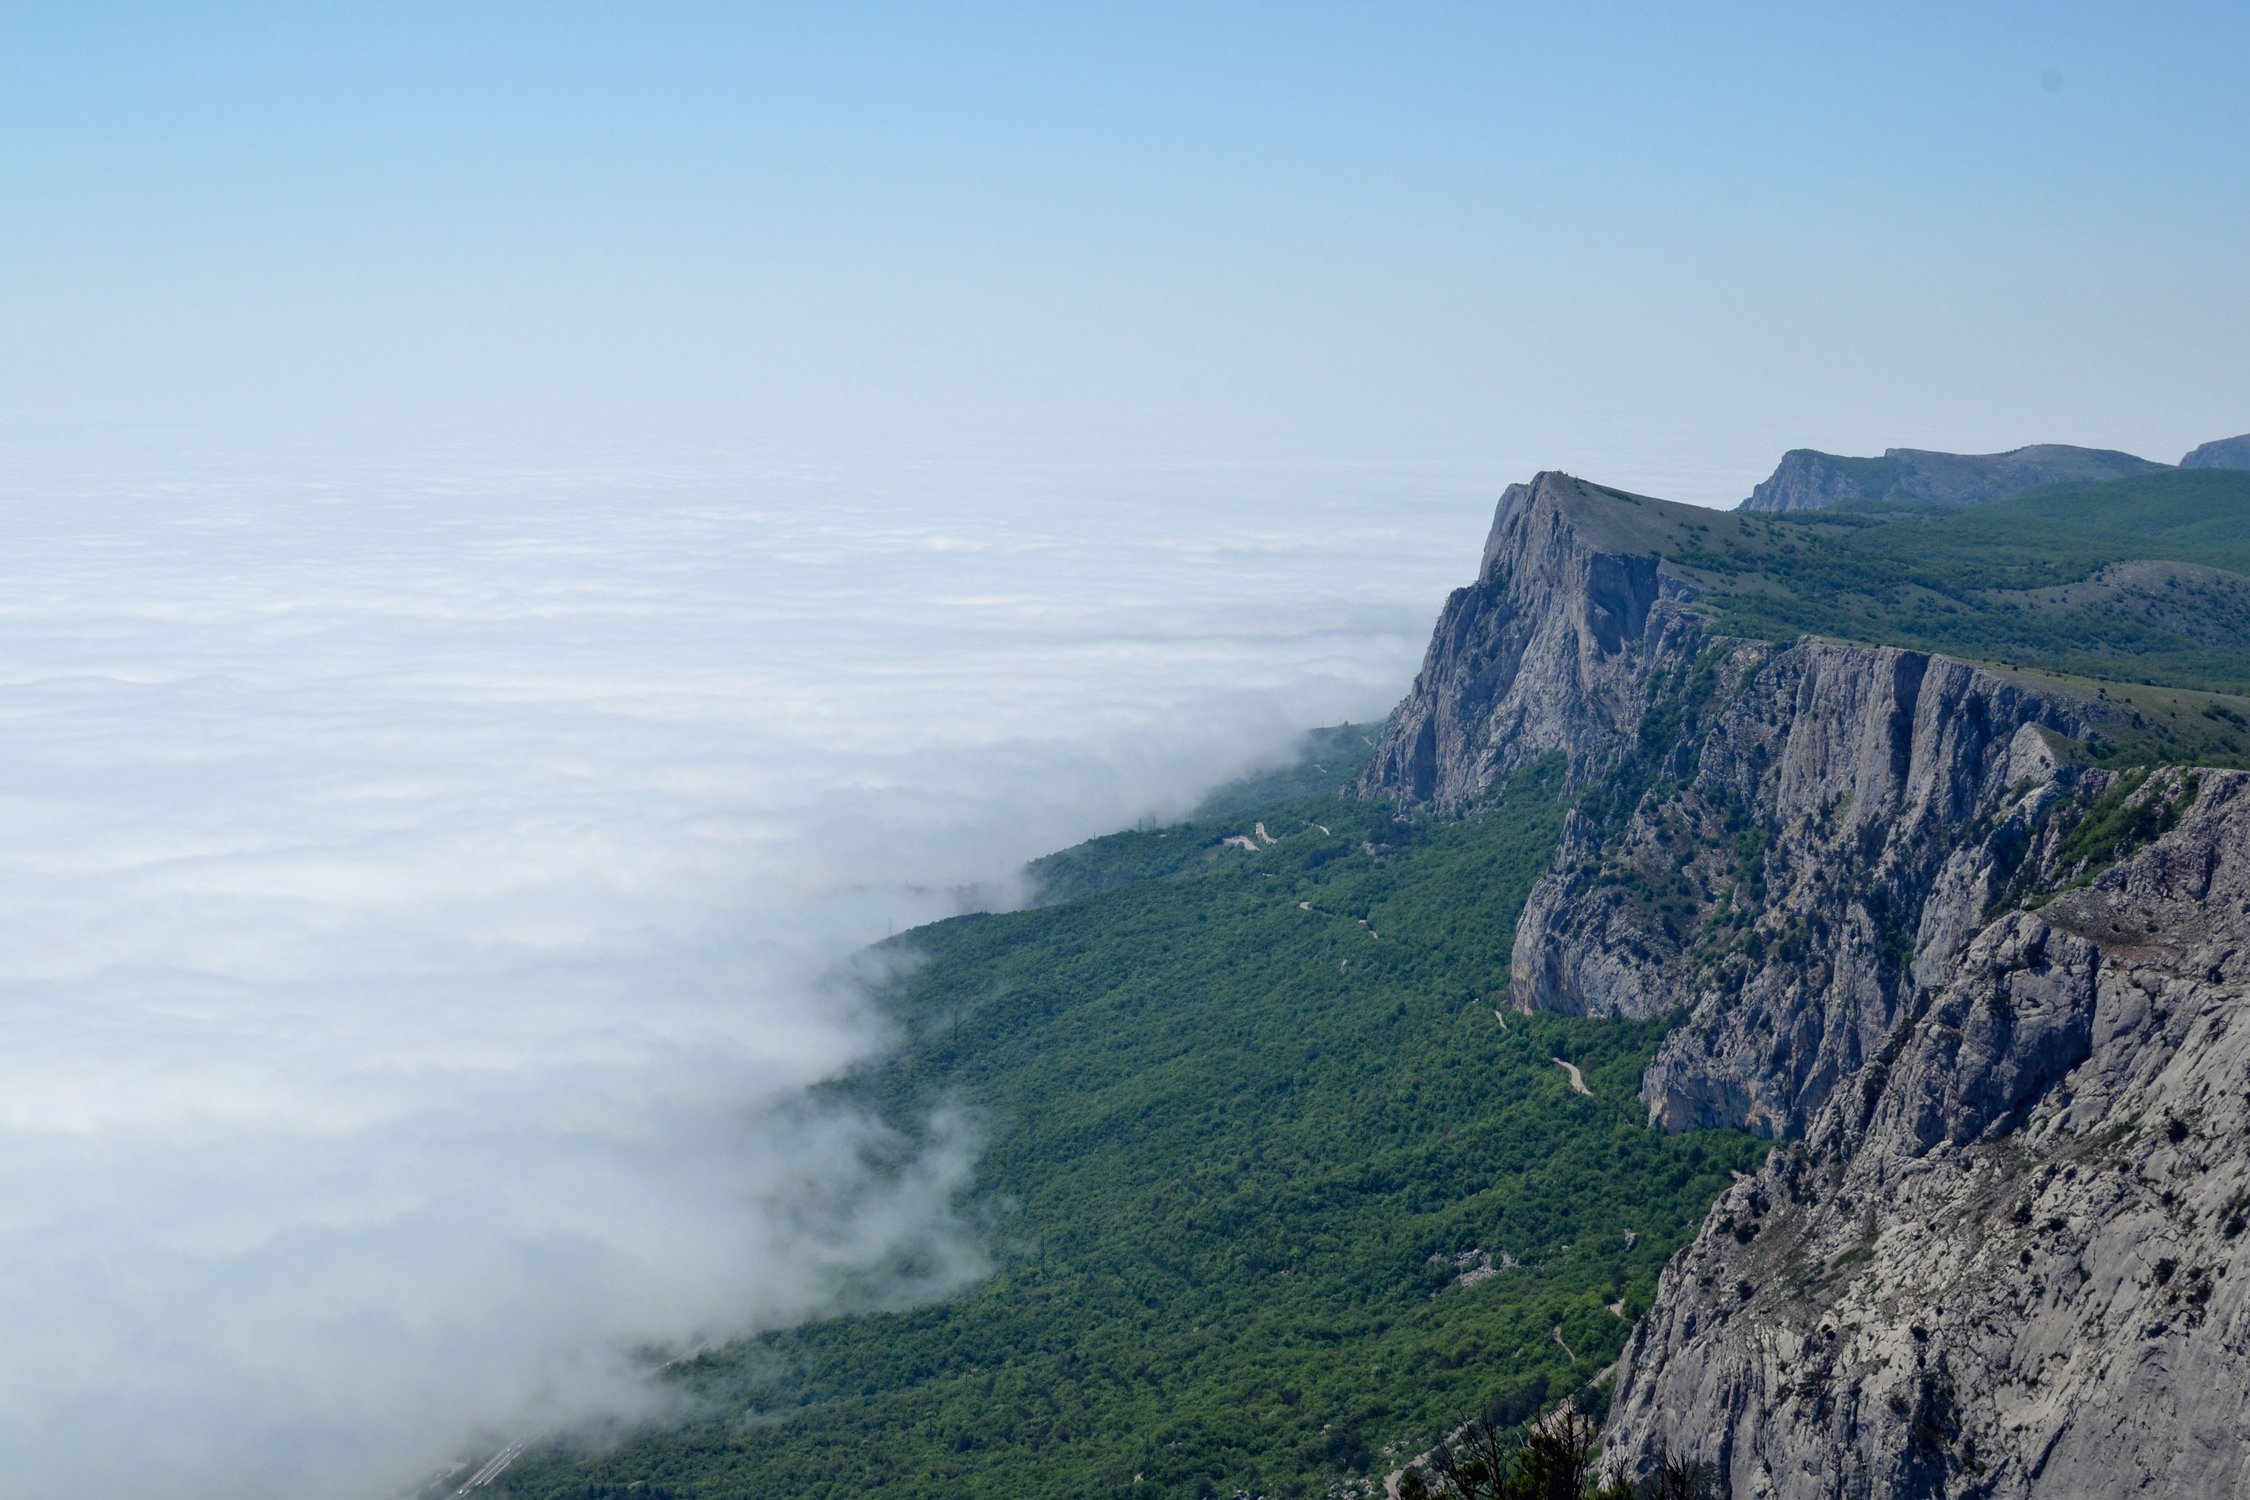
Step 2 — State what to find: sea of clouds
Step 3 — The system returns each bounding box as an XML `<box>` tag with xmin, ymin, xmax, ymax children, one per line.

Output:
<box><xmin>0</xmin><ymin>448</ymin><xmax>1532</xmax><ymax>1499</ymax></box>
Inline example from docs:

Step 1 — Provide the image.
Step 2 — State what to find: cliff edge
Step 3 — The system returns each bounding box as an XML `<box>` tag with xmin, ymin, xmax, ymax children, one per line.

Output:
<box><xmin>1357</xmin><ymin>469</ymin><xmax>2250</xmax><ymax>1496</ymax></box>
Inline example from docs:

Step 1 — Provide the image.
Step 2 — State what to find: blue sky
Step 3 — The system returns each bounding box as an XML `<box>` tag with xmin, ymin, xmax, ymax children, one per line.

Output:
<box><xmin>5</xmin><ymin>2</ymin><xmax>2247</xmax><ymax>493</ymax></box>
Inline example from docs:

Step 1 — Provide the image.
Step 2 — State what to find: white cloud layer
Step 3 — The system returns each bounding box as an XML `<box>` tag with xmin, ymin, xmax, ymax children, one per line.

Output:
<box><xmin>0</xmin><ymin>449</ymin><xmax>1504</xmax><ymax>1499</ymax></box>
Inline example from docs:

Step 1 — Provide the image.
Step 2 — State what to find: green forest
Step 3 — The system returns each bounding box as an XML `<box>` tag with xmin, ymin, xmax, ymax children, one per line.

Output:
<box><xmin>497</xmin><ymin>748</ymin><xmax>1763</xmax><ymax>1499</ymax></box>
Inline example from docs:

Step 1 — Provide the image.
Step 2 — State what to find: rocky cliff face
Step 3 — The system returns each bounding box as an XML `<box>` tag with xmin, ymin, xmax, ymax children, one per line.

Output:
<box><xmin>1359</xmin><ymin>474</ymin><xmax>2250</xmax><ymax>1496</ymax></box>
<box><xmin>1353</xmin><ymin>473</ymin><xmax>1682</xmax><ymax>810</ymax></box>
<box><xmin>1512</xmin><ymin>642</ymin><xmax>2095</xmax><ymax>1143</ymax></box>
<box><xmin>1740</xmin><ymin>445</ymin><xmax>2166</xmax><ymax>513</ymax></box>
<box><xmin>1607</xmin><ymin>769</ymin><xmax>2250</xmax><ymax>1499</ymax></box>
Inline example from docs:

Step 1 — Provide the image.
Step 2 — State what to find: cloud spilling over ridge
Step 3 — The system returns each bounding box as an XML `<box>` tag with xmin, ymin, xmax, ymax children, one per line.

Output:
<box><xmin>0</xmin><ymin>451</ymin><xmax>1498</xmax><ymax>1499</ymax></box>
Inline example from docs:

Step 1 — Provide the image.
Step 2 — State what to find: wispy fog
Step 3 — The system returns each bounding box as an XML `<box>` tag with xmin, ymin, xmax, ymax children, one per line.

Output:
<box><xmin>0</xmin><ymin>451</ymin><xmax>1499</xmax><ymax>1498</ymax></box>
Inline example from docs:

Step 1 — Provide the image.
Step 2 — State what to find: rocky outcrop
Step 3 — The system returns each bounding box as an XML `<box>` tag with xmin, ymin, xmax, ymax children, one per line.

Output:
<box><xmin>1512</xmin><ymin>647</ymin><xmax>2093</xmax><ymax>1142</ymax></box>
<box><xmin>1740</xmin><ymin>445</ymin><xmax>2166</xmax><ymax>513</ymax></box>
<box><xmin>2181</xmin><ymin>432</ymin><xmax>2250</xmax><ymax>471</ymax></box>
<box><xmin>1360</xmin><ymin>474</ymin><xmax>2098</xmax><ymax>1139</ymax></box>
<box><xmin>1359</xmin><ymin>469</ymin><xmax>2250</xmax><ymax>1495</ymax></box>
<box><xmin>1352</xmin><ymin>473</ymin><xmax>1688</xmax><ymax>810</ymax></box>
<box><xmin>1605</xmin><ymin>769</ymin><xmax>2250</xmax><ymax>1499</ymax></box>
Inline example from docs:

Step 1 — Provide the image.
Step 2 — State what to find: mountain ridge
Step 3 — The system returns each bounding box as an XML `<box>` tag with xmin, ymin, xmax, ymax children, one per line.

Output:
<box><xmin>482</xmin><ymin>450</ymin><xmax>2250</xmax><ymax>1500</ymax></box>
<box><xmin>1354</xmin><ymin>459</ymin><xmax>2250</xmax><ymax>1495</ymax></box>
<box><xmin>1740</xmin><ymin>445</ymin><xmax>2168</xmax><ymax>514</ymax></box>
<box><xmin>1736</xmin><ymin>430</ymin><xmax>2250</xmax><ymax>514</ymax></box>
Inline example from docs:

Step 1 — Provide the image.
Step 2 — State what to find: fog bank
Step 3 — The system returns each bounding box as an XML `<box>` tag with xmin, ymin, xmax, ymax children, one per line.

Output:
<box><xmin>0</xmin><ymin>450</ymin><xmax>1509</xmax><ymax>1498</ymax></box>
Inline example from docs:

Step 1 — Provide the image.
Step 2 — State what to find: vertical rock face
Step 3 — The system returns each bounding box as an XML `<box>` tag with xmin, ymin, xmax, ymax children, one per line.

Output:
<box><xmin>1359</xmin><ymin>476</ymin><xmax>2250</xmax><ymax>1496</ymax></box>
<box><xmin>1608</xmin><ymin>772</ymin><xmax>2250</xmax><ymax>1500</ymax></box>
<box><xmin>1513</xmin><ymin>645</ymin><xmax>2090</xmax><ymax>1143</ymax></box>
<box><xmin>1354</xmin><ymin>472</ymin><xmax>1681</xmax><ymax>809</ymax></box>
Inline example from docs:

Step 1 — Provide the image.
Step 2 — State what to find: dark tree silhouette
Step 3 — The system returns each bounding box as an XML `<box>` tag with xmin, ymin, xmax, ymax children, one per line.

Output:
<box><xmin>1632</xmin><ymin>1448</ymin><xmax>1723</xmax><ymax>1500</ymax></box>
<box><xmin>1397</xmin><ymin>1407</ymin><xmax>1617</xmax><ymax>1500</ymax></box>
<box><xmin>1397</xmin><ymin>1410</ymin><xmax>1724</xmax><ymax>1500</ymax></box>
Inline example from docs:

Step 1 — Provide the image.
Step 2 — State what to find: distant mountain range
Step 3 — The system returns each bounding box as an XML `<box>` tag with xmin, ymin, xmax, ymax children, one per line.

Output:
<box><xmin>1741</xmin><ymin>431</ymin><xmax>2250</xmax><ymax>512</ymax></box>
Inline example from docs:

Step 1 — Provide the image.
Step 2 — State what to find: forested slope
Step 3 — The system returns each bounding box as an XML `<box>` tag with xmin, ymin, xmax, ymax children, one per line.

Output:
<box><xmin>496</xmin><ymin>753</ymin><xmax>1761</xmax><ymax>1499</ymax></box>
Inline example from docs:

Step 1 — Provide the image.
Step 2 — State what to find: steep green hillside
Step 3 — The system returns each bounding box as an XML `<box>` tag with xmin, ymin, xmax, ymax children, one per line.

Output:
<box><xmin>1026</xmin><ymin>723</ymin><xmax>1383</xmax><ymax>904</ymax></box>
<box><xmin>497</xmin><ymin>758</ymin><xmax>1762</xmax><ymax>1500</ymax></box>
<box><xmin>1190</xmin><ymin>722</ymin><xmax>1388</xmax><ymax>820</ymax></box>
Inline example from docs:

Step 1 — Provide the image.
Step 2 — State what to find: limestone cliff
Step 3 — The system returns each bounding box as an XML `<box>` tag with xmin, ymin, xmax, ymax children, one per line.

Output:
<box><xmin>1358</xmin><ymin>471</ymin><xmax>2250</xmax><ymax>1496</ymax></box>
<box><xmin>1353</xmin><ymin>473</ymin><xmax>1679</xmax><ymax>810</ymax></box>
<box><xmin>1607</xmin><ymin>769</ymin><xmax>2250</xmax><ymax>1498</ymax></box>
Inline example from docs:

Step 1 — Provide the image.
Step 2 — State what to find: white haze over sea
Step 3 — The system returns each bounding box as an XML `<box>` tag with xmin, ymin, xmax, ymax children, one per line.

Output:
<box><xmin>0</xmin><ymin>446</ymin><xmax>1574</xmax><ymax>1500</ymax></box>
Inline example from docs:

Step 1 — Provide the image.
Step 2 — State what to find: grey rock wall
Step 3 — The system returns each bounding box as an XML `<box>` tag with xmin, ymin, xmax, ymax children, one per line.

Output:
<box><xmin>1607</xmin><ymin>770</ymin><xmax>2250</xmax><ymax>1499</ymax></box>
<box><xmin>1353</xmin><ymin>472</ymin><xmax>1682</xmax><ymax>810</ymax></box>
<box><xmin>1517</xmin><ymin>646</ymin><xmax>2092</xmax><ymax>1143</ymax></box>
